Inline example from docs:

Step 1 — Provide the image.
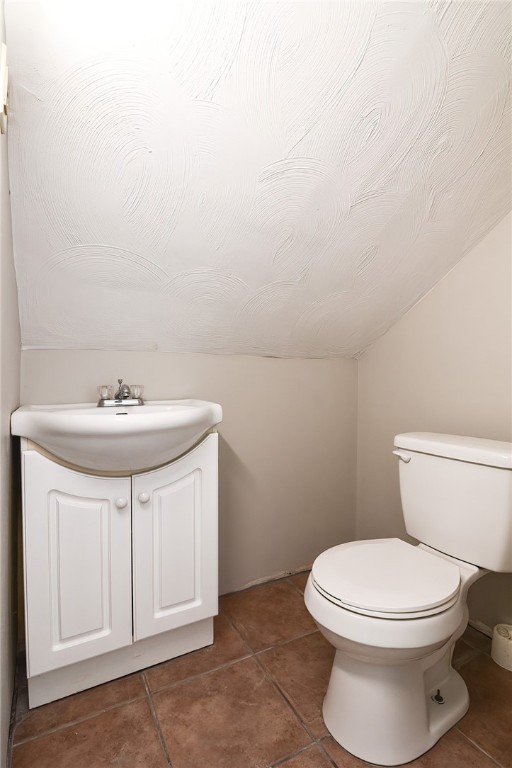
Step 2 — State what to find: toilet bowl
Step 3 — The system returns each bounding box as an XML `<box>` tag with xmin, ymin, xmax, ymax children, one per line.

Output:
<box><xmin>305</xmin><ymin>433</ymin><xmax>512</xmax><ymax>766</ymax></box>
<box><xmin>305</xmin><ymin>540</ymin><xmax>482</xmax><ymax>766</ymax></box>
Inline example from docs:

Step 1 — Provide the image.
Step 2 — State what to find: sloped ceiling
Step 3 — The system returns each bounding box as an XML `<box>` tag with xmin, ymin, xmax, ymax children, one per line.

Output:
<box><xmin>5</xmin><ymin>0</ymin><xmax>511</xmax><ymax>357</ymax></box>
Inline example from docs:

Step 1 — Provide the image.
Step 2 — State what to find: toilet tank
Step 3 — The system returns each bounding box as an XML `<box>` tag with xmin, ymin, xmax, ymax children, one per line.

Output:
<box><xmin>394</xmin><ymin>433</ymin><xmax>512</xmax><ymax>572</ymax></box>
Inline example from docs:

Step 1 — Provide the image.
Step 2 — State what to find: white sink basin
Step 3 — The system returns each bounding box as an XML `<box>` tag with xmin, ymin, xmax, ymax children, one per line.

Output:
<box><xmin>11</xmin><ymin>400</ymin><xmax>223</xmax><ymax>472</ymax></box>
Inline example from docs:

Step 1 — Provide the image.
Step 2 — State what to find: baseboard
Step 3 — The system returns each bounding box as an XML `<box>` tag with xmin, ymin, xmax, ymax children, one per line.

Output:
<box><xmin>468</xmin><ymin>619</ymin><xmax>493</xmax><ymax>638</ymax></box>
<box><xmin>234</xmin><ymin>564</ymin><xmax>312</xmax><ymax>593</ymax></box>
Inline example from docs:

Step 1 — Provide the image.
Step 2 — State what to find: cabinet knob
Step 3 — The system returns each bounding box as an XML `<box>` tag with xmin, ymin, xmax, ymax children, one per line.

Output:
<box><xmin>115</xmin><ymin>497</ymin><xmax>128</xmax><ymax>509</ymax></box>
<box><xmin>138</xmin><ymin>492</ymin><xmax>150</xmax><ymax>504</ymax></box>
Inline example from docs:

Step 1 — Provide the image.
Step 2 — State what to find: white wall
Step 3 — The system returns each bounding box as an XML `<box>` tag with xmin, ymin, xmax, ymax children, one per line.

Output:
<box><xmin>20</xmin><ymin>351</ymin><xmax>358</xmax><ymax>593</ymax></box>
<box><xmin>0</xmin><ymin>5</ymin><xmax>21</xmax><ymax>764</ymax></box>
<box><xmin>357</xmin><ymin>213</ymin><xmax>512</xmax><ymax>629</ymax></box>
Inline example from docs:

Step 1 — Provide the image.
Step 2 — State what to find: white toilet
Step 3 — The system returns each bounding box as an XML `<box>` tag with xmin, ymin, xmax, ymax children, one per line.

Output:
<box><xmin>305</xmin><ymin>432</ymin><xmax>512</xmax><ymax>767</ymax></box>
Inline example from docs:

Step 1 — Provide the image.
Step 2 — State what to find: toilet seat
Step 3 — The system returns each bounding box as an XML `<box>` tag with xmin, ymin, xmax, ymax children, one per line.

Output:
<box><xmin>311</xmin><ymin>538</ymin><xmax>461</xmax><ymax>619</ymax></box>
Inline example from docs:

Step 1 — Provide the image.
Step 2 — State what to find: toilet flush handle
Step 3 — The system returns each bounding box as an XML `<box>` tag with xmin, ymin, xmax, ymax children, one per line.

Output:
<box><xmin>393</xmin><ymin>450</ymin><xmax>411</xmax><ymax>463</ymax></box>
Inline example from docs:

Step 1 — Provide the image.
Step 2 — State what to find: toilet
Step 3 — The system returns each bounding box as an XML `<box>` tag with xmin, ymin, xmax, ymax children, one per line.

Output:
<box><xmin>305</xmin><ymin>432</ymin><xmax>512</xmax><ymax>766</ymax></box>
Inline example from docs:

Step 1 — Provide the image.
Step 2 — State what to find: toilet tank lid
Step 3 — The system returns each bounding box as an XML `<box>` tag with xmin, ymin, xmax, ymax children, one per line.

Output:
<box><xmin>394</xmin><ymin>433</ymin><xmax>512</xmax><ymax>469</ymax></box>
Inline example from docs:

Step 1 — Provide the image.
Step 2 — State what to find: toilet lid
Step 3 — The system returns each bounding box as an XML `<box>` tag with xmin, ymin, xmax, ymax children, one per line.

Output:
<box><xmin>312</xmin><ymin>539</ymin><xmax>461</xmax><ymax>616</ymax></box>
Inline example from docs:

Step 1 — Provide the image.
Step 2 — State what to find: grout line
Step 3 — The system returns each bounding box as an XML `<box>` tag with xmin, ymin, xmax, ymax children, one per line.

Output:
<box><xmin>252</xmin><ymin>652</ymin><xmax>318</xmax><ymax>743</ymax></box>
<box><xmin>316</xmin><ymin>737</ymin><xmax>340</xmax><ymax>768</ymax></box>
<box><xmin>285</xmin><ymin>572</ymin><xmax>310</xmax><ymax>597</ymax></box>
<box><xmin>11</xmin><ymin>689</ymin><xmax>147</xmax><ymax>747</ymax></box>
<box><xmin>142</xmin><ymin>672</ymin><xmax>174</xmax><ymax>768</ymax></box>
<box><xmin>452</xmin><ymin>648</ymin><xmax>481</xmax><ymax>670</ymax></box>
<box><xmin>454</xmin><ymin>728</ymin><xmax>504</xmax><ymax>768</ymax></box>
<box><xmin>270</xmin><ymin>742</ymin><xmax>322</xmax><ymax>767</ymax></box>
<box><xmin>216</xmin><ymin>603</ymin><xmax>255</xmax><ymax>649</ymax></box>
<box><xmin>147</xmin><ymin>651</ymin><xmax>254</xmax><ymax>695</ymax></box>
<box><xmin>253</xmin><ymin>628</ymin><xmax>320</xmax><ymax>656</ymax></box>
<box><xmin>221</xmin><ymin>603</ymin><xmax>319</xmax><ymax>656</ymax></box>
<box><xmin>246</xmin><ymin>627</ymin><xmax>319</xmax><ymax>655</ymax></box>
<box><xmin>462</xmin><ymin>640</ymin><xmax>492</xmax><ymax>657</ymax></box>
<box><xmin>271</xmin><ymin>737</ymin><xmax>340</xmax><ymax>768</ymax></box>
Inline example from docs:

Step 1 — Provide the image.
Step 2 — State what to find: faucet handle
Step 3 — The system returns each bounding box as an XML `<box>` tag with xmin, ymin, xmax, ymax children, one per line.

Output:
<box><xmin>130</xmin><ymin>384</ymin><xmax>144</xmax><ymax>399</ymax></box>
<box><xmin>97</xmin><ymin>384</ymin><xmax>113</xmax><ymax>400</ymax></box>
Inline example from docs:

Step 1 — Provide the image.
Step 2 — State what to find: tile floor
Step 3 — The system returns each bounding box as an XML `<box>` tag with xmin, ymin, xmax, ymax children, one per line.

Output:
<box><xmin>8</xmin><ymin>571</ymin><xmax>512</xmax><ymax>768</ymax></box>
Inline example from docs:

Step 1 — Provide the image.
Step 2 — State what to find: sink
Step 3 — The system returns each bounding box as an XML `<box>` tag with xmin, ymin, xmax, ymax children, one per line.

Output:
<box><xmin>11</xmin><ymin>400</ymin><xmax>223</xmax><ymax>472</ymax></box>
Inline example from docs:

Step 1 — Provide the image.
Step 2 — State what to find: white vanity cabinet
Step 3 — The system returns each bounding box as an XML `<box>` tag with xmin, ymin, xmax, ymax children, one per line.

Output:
<box><xmin>20</xmin><ymin>433</ymin><xmax>218</xmax><ymax>707</ymax></box>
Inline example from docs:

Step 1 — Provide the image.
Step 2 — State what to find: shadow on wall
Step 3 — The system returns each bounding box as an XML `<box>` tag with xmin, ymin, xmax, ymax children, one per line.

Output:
<box><xmin>468</xmin><ymin>573</ymin><xmax>512</xmax><ymax>630</ymax></box>
<box><xmin>218</xmin><ymin>436</ymin><xmax>260</xmax><ymax>594</ymax></box>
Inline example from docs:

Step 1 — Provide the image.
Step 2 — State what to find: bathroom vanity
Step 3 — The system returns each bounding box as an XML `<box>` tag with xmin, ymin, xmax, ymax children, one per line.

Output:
<box><xmin>12</xmin><ymin>400</ymin><xmax>222</xmax><ymax>708</ymax></box>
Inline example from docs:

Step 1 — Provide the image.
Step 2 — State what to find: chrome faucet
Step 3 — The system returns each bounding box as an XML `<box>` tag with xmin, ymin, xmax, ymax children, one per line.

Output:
<box><xmin>97</xmin><ymin>379</ymin><xmax>144</xmax><ymax>407</ymax></box>
<box><xmin>114</xmin><ymin>379</ymin><xmax>132</xmax><ymax>400</ymax></box>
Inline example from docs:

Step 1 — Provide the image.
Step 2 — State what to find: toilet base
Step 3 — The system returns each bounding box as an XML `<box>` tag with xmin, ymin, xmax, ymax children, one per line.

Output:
<box><xmin>323</xmin><ymin>642</ymin><xmax>469</xmax><ymax>766</ymax></box>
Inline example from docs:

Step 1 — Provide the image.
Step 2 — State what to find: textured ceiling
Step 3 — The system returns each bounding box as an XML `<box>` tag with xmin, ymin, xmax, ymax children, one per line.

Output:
<box><xmin>5</xmin><ymin>0</ymin><xmax>511</xmax><ymax>357</ymax></box>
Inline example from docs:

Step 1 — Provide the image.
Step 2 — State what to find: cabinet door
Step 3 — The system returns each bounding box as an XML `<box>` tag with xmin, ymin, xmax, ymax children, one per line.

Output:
<box><xmin>132</xmin><ymin>434</ymin><xmax>218</xmax><ymax>641</ymax></box>
<box><xmin>22</xmin><ymin>451</ymin><xmax>133</xmax><ymax>677</ymax></box>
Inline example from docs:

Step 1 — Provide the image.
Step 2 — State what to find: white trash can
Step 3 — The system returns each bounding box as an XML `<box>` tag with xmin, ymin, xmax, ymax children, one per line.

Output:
<box><xmin>491</xmin><ymin>624</ymin><xmax>512</xmax><ymax>671</ymax></box>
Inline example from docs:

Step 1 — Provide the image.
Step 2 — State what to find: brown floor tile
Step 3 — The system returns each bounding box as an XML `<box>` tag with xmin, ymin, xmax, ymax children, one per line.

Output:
<box><xmin>13</xmin><ymin>672</ymin><xmax>146</xmax><ymax>744</ymax></box>
<box><xmin>321</xmin><ymin>736</ymin><xmax>370</xmax><ymax>767</ymax></box>
<box><xmin>259</xmin><ymin>631</ymin><xmax>334</xmax><ymax>738</ymax></box>
<box><xmin>273</xmin><ymin>744</ymin><xmax>334</xmax><ymax>767</ymax></box>
<box><xmin>457</xmin><ymin>654</ymin><xmax>512</xmax><ymax>768</ymax></box>
<box><xmin>452</xmin><ymin>638</ymin><xmax>481</xmax><ymax>669</ymax></box>
<box><xmin>12</xmin><ymin>699</ymin><xmax>168</xmax><ymax>768</ymax></box>
<box><xmin>322</xmin><ymin>728</ymin><xmax>498</xmax><ymax>767</ymax></box>
<box><xmin>221</xmin><ymin>580</ymin><xmax>316</xmax><ymax>652</ymax></box>
<box><xmin>462</xmin><ymin>625</ymin><xmax>493</xmax><ymax>655</ymax></box>
<box><xmin>411</xmin><ymin>729</ymin><xmax>499</xmax><ymax>767</ymax></box>
<box><xmin>153</xmin><ymin>656</ymin><xmax>311</xmax><ymax>768</ymax></box>
<box><xmin>145</xmin><ymin>613</ymin><xmax>251</xmax><ymax>692</ymax></box>
<box><xmin>272</xmin><ymin>746</ymin><xmax>332</xmax><ymax>768</ymax></box>
<box><xmin>288</xmin><ymin>571</ymin><xmax>310</xmax><ymax>593</ymax></box>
